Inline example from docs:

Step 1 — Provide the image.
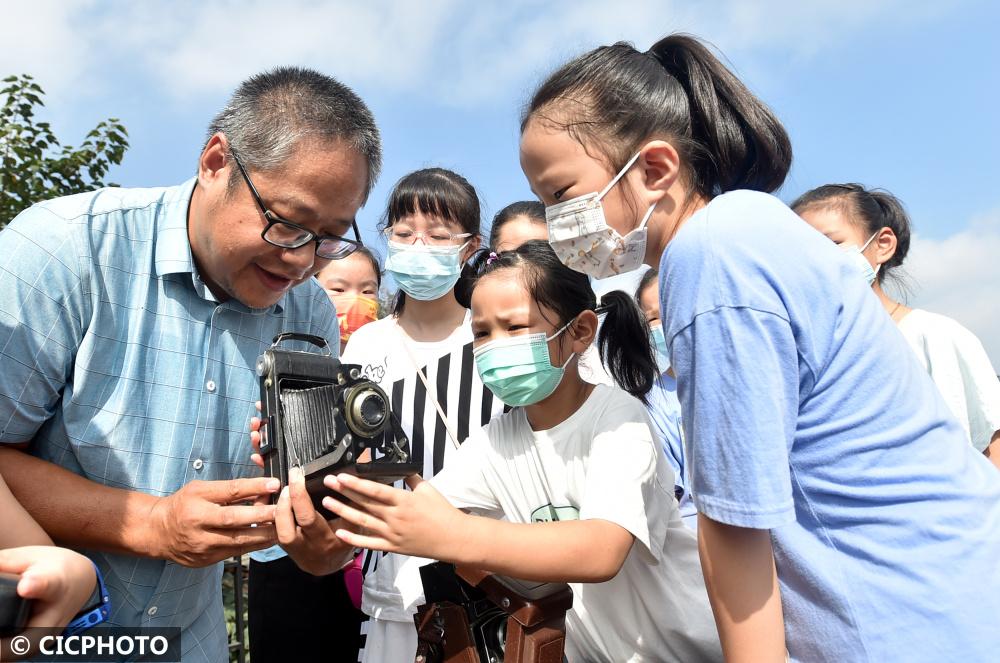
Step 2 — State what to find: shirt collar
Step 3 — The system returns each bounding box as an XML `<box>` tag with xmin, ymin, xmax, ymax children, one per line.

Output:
<box><xmin>153</xmin><ymin>177</ymin><xmax>287</xmax><ymax>315</ymax></box>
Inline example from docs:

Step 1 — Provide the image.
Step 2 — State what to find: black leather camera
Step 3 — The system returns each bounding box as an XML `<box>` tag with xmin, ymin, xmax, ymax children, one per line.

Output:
<box><xmin>256</xmin><ymin>333</ymin><xmax>419</xmax><ymax>509</ymax></box>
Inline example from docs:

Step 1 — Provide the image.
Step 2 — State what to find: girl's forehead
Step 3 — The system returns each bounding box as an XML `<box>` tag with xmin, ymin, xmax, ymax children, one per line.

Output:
<box><xmin>471</xmin><ymin>270</ymin><xmax>559</xmax><ymax>326</ymax></box>
<box><xmin>393</xmin><ymin>210</ymin><xmax>459</xmax><ymax>230</ymax></box>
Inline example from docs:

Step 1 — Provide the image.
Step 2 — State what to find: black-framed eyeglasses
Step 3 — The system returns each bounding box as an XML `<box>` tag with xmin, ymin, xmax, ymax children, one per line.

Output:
<box><xmin>231</xmin><ymin>151</ymin><xmax>363</xmax><ymax>260</ymax></box>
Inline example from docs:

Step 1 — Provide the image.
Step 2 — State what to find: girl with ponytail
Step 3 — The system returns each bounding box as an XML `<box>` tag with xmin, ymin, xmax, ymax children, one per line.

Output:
<box><xmin>324</xmin><ymin>240</ymin><xmax>723</xmax><ymax>662</ymax></box>
<box><xmin>794</xmin><ymin>184</ymin><xmax>1000</xmax><ymax>463</ymax></box>
<box><xmin>519</xmin><ymin>34</ymin><xmax>1000</xmax><ymax>662</ymax></box>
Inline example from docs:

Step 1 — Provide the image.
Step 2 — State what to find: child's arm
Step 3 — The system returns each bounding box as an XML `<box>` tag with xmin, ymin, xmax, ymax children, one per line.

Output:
<box><xmin>698</xmin><ymin>514</ymin><xmax>786</xmax><ymax>663</ymax></box>
<box><xmin>323</xmin><ymin>473</ymin><xmax>634</xmax><ymax>583</ymax></box>
<box><xmin>0</xmin><ymin>472</ymin><xmax>52</xmax><ymax>548</ymax></box>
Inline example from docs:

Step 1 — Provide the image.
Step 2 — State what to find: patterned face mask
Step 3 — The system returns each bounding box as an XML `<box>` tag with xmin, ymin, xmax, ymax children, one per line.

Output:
<box><xmin>331</xmin><ymin>294</ymin><xmax>378</xmax><ymax>342</ymax></box>
<box><xmin>545</xmin><ymin>151</ymin><xmax>655</xmax><ymax>279</ymax></box>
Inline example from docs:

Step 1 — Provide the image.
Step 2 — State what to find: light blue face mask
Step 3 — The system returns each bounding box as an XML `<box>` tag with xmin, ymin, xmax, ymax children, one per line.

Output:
<box><xmin>385</xmin><ymin>240</ymin><xmax>469</xmax><ymax>301</ymax></box>
<box><xmin>650</xmin><ymin>323</ymin><xmax>671</xmax><ymax>374</ymax></box>
<box><xmin>474</xmin><ymin>320</ymin><xmax>576</xmax><ymax>407</ymax></box>
<box><xmin>840</xmin><ymin>231</ymin><xmax>880</xmax><ymax>286</ymax></box>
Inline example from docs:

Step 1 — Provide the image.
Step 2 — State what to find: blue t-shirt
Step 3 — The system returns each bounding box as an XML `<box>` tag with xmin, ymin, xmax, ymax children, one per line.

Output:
<box><xmin>659</xmin><ymin>190</ymin><xmax>1000</xmax><ymax>662</ymax></box>
<box><xmin>644</xmin><ymin>373</ymin><xmax>697</xmax><ymax>529</ymax></box>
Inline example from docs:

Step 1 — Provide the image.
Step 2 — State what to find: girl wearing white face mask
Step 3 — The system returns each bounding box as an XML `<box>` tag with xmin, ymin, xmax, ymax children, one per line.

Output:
<box><xmin>519</xmin><ymin>34</ymin><xmax>1000</xmax><ymax>663</ymax></box>
<box><xmin>340</xmin><ymin>168</ymin><xmax>506</xmax><ymax>663</ymax></box>
<box><xmin>794</xmin><ymin>183</ymin><xmax>1000</xmax><ymax>466</ymax></box>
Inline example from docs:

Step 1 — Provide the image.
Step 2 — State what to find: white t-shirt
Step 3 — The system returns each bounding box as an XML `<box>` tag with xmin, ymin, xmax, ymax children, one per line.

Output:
<box><xmin>431</xmin><ymin>384</ymin><xmax>722</xmax><ymax>663</ymax></box>
<box><xmin>341</xmin><ymin>313</ymin><xmax>506</xmax><ymax>621</ymax></box>
<box><xmin>897</xmin><ymin>308</ymin><xmax>1000</xmax><ymax>451</ymax></box>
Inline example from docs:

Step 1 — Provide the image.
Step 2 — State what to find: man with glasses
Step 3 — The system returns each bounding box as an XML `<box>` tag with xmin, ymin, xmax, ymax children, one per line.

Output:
<box><xmin>0</xmin><ymin>67</ymin><xmax>378</xmax><ymax>662</ymax></box>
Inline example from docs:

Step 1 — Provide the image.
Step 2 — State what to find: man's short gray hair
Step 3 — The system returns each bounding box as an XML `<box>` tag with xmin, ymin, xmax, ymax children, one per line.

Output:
<box><xmin>207</xmin><ymin>66</ymin><xmax>382</xmax><ymax>200</ymax></box>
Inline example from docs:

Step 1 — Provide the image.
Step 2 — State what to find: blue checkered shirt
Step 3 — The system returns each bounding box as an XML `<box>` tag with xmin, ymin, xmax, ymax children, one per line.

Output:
<box><xmin>0</xmin><ymin>179</ymin><xmax>338</xmax><ymax>662</ymax></box>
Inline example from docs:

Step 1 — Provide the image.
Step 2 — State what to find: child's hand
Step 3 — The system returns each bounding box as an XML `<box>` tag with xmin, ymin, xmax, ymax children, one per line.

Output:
<box><xmin>322</xmin><ymin>474</ymin><xmax>465</xmax><ymax>561</ymax></box>
<box><xmin>0</xmin><ymin>545</ymin><xmax>96</xmax><ymax>629</ymax></box>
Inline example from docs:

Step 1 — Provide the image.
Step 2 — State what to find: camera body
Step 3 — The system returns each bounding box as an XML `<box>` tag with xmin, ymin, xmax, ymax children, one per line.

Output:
<box><xmin>256</xmin><ymin>333</ymin><xmax>419</xmax><ymax>508</ymax></box>
<box><xmin>415</xmin><ymin>562</ymin><xmax>572</xmax><ymax>663</ymax></box>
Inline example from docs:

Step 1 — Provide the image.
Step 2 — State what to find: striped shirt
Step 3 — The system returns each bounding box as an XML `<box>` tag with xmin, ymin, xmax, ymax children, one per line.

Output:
<box><xmin>0</xmin><ymin>180</ymin><xmax>338</xmax><ymax>662</ymax></box>
<box><xmin>341</xmin><ymin>314</ymin><xmax>506</xmax><ymax>623</ymax></box>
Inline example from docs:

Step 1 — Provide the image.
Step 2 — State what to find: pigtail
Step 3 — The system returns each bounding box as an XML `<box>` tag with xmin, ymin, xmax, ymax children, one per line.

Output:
<box><xmin>647</xmin><ymin>34</ymin><xmax>792</xmax><ymax>196</ymax></box>
<box><xmin>596</xmin><ymin>290</ymin><xmax>658</xmax><ymax>404</ymax></box>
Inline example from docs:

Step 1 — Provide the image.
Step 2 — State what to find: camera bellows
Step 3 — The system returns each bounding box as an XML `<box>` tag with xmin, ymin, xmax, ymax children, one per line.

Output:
<box><xmin>280</xmin><ymin>385</ymin><xmax>340</xmax><ymax>465</ymax></box>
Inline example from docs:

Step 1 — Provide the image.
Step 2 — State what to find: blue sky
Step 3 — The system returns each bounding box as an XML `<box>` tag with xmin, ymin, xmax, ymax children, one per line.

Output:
<box><xmin>3</xmin><ymin>0</ymin><xmax>998</xmax><ymax>363</ymax></box>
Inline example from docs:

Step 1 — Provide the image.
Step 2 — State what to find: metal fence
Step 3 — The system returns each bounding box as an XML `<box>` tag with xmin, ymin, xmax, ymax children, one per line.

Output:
<box><xmin>223</xmin><ymin>556</ymin><xmax>248</xmax><ymax>663</ymax></box>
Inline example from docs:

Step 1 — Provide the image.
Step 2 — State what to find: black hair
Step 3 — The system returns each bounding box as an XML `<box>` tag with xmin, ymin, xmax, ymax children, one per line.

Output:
<box><xmin>791</xmin><ymin>183</ymin><xmax>912</xmax><ymax>282</ymax></box>
<box><xmin>488</xmin><ymin>201</ymin><xmax>546</xmax><ymax>250</ymax></box>
<box><xmin>209</xmin><ymin>66</ymin><xmax>381</xmax><ymax>200</ymax></box>
<box><xmin>380</xmin><ymin>168</ymin><xmax>481</xmax><ymax>315</ymax></box>
<box><xmin>635</xmin><ymin>268</ymin><xmax>659</xmax><ymax>304</ymax></box>
<box><xmin>459</xmin><ymin>240</ymin><xmax>657</xmax><ymax>403</ymax></box>
<box><xmin>352</xmin><ymin>245</ymin><xmax>383</xmax><ymax>289</ymax></box>
<box><xmin>523</xmin><ymin>34</ymin><xmax>791</xmax><ymax>203</ymax></box>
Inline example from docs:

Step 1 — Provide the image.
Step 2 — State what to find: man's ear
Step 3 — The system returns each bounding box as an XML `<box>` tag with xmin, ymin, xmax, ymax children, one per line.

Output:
<box><xmin>198</xmin><ymin>133</ymin><xmax>230</xmax><ymax>188</ymax></box>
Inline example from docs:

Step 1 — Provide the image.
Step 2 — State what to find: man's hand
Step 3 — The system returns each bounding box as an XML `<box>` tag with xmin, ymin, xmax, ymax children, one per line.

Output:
<box><xmin>276</xmin><ymin>468</ymin><xmax>356</xmax><ymax>576</ymax></box>
<box><xmin>146</xmin><ymin>478</ymin><xmax>280</xmax><ymax>567</ymax></box>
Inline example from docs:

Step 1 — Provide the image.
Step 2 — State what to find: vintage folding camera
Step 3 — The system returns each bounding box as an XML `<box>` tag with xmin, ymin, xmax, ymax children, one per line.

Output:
<box><xmin>256</xmin><ymin>332</ymin><xmax>419</xmax><ymax>508</ymax></box>
<box><xmin>414</xmin><ymin>562</ymin><xmax>573</xmax><ymax>663</ymax></box>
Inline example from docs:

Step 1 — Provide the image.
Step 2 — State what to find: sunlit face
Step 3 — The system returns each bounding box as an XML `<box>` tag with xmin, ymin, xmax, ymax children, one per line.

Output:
<box><xmin>316</xmin><ymin>251</ymin><xmax>379</xmax><ymax>300</ymax></box>
<box><xmin>799</xmin><ymin>206</ymin><xmax>877</xmax><ymax>268</ymax></box>
<box><xmin>520</xmin><ymin>118</ymin><xmax>644</xmax><ymax>240</ymax></box>
<box><xmin>190</xmin><ymin>137</ymin><xmax>369</xmax><ymax>309</ymax></box>
<box><xmin>494</xmin><ymin>216</ymin><xmax>548</xmax><ymax>252</ymax></box>
<box><xmin>470</xmin><ymin>271</ymin><xmax>573</xmax><ymax>367</ymax></box>
<box><xmin>638</xmin><ymin>280</ymin><xmax>660</xmax><ymax>327</ymax></box>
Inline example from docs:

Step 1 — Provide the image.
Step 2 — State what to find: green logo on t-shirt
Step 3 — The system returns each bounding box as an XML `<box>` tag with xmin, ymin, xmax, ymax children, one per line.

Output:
<box><xmin>530</xmin><ymin>504</ymin><xmax>580</xmax><ymax>523</ymax></box>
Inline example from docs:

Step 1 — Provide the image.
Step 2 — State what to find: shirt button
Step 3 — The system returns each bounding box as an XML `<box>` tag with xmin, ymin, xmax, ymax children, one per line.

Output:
<box><xmin>206</xmin><ymin>380</ymin><xmax>217</xmax><ymax>392</ymax></box>
<box><xmin>192</xmin><ymin>458</ymin><xmax>204</xmax><ymax>471</ymax></box>
<box><xmin>147</xmin><ymin>606</ymin><xmax>158</xmax><ymax>616</ymax></box>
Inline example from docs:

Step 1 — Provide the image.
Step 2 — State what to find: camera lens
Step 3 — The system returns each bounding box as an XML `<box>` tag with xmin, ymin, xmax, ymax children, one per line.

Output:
<box><xmin>344</xmin><ymin>383</ymin><xmax>390</xmax><ymax>437</ymax></box>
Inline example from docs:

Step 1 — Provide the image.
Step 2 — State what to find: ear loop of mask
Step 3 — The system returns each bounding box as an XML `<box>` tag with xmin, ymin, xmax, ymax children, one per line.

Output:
<box><xmin>549</xmin><ymin>317</ymin><xmax>578</xmax><ymax>369</ymax></box>
<box><xmin>595</xmin><ymin>151</ymin><xmax>656</xmax><ymax>233</ymax></box>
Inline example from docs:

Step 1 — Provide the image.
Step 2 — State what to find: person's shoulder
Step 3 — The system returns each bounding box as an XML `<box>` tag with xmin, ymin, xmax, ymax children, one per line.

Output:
<box><xmin>342</xmin><ymin>315</ymin><xmax>397</xmax><ymax>355</ymax></box>
<box><xmin>8</xmin><ymin>182</ymin><xmax>192</xmax><ymax>246</ymax></box>
<box><xmin>901</xmin><ymin>309</ymin><xmax>991</xmax><ymax>356</ymax></box>
<box><xmin>591</xmin><ymin>384</ymin><xmax>651</xmax><ymax>424</ymax></box>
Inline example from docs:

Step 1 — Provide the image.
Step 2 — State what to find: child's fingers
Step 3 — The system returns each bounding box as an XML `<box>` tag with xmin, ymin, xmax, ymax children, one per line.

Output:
<box><xmin>333</xmin><ymin>473</ymin><xmax>401</xmax><ymax>505</ymax></box>
<box><xmin>250</xmin><ymin>452</ymin><xmax>265</xmax><ymax>470</ymax></box>
<box><xmin>321</xmin><ymin>495</ymin><xmax>386</xmax><ymax>536</ymax></box>
<box><xmin>17</xmin><ymin>572</ymin><xmax>52</xmax><ymax>599</ymax></box>
<box><xmin>323</xmin><ymin>475</ymin><xmax>393</xmax><ymax>514</ymax></box>
<box><xmin>404</xmin><ymin>474</ymin><xmax>425</xmax><ymax>491</ymax></box>
<box><xmin>334</xmin><ymin>527</ymin><xmax>393</xmax><ymax>552</ymax></box>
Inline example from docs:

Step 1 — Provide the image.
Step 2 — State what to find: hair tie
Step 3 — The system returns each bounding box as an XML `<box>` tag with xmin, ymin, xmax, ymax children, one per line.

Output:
<box><xmin>486</xmin><ymin>251</ymin><xmax>499</xmax><ymax>265</ymax></box>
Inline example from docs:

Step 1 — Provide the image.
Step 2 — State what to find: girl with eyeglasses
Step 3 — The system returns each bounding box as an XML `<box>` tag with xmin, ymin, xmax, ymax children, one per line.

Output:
<box><xmin>340</xmin><ymin>167</ymin><xmax>506</xmax><ymax>663</ymax></box>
